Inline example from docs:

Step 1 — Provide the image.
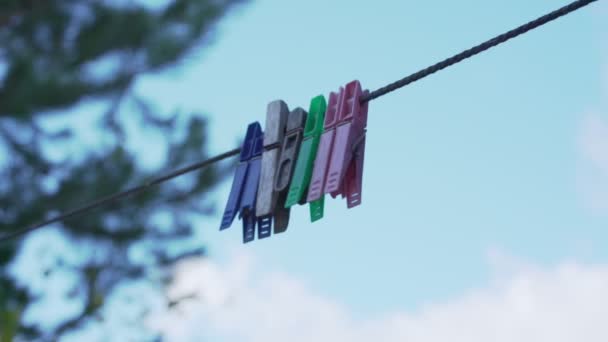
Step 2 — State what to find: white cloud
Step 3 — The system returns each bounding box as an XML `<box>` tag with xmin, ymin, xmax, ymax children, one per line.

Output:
<box><xmin>149</xmin><ymin>251</ymin><xmax>608</xmax><ymax>342</ymax></box>
<box><xmin>578</xmin><ymin>112</ymin><xmax>608</xmax><ymax>213</ymax></box>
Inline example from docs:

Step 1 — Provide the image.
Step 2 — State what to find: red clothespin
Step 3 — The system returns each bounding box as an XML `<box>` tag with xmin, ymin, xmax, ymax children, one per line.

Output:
<box><xmin>307</xmin><ymin>80</ymin><xmax>368</xmax><ymax>208</ymax></box>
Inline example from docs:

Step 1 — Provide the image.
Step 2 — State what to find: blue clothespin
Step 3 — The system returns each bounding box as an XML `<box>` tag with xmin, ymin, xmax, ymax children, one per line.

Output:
<box><xmin>220</xmin><ymin>122</ymin><xmax>264</xmax><ymax>243</ymax></box>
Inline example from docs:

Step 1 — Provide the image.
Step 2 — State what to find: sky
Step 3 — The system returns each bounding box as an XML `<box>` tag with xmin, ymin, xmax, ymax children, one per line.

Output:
<box><xmin>139</xmin><ymin>0</ymin><xmax>608</xmax><ymax>340</ymax></box>
<box><xmin>11</xmin><ymin>0</ymin><xmax>607</xmax><ymax>340</ymax></box>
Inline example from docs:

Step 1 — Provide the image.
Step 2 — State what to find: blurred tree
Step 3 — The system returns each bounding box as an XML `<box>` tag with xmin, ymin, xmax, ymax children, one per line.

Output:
<box><xmin>0</xmin><ymin>0</ymin><xmax>244</xmax><ymax>340</ymax></box>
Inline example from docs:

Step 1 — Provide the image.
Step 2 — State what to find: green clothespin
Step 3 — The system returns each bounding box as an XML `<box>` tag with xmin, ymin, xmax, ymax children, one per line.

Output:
<box><xmin>284</xmin><ymin>95</ymin><xmax>326</xmax><ymax>222</ymax></box>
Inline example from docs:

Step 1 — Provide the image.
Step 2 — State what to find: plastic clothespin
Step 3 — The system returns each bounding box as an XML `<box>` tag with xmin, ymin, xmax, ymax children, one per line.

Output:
<box><xmin>307</xmin><ymin>80</ymin><xmax>369</xmax><ymax>209</ymax></box>
<box><xmin>273</xmin><ymin>107</ymin><xmax>307</xmax><ymax>234</ymax></box>
<box><xmin>241</xmin><ymin>126</ymin><xmax>264</xmax><ymax>242</ymax></box>
<box><xmin>325</xmin><ymin>80</ymin><xmax>369</xmax><ymax>207</ymax></box>
<box><xmin>256</xmin><ymin>100</ymin><xmax>289</xmax><ymax>239</ymax></box>
<box><xmin>285</xmin><ymin>96</ymin><xmax>327</xmax><ymax>222</ymax></box>
<box><xmin>220</xmin><ymin>122</ymin><xmax>264</xmax><ymax>244</ymax></box>
<box><xmin>306</xmin><ymin>90</ymin><xmax>342</xmax><ymax>204</ymax></box>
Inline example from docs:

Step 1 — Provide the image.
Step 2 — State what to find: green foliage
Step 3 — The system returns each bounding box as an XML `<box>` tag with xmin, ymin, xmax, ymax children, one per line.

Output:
<box><xmin>0</xmin><ymin>0</ymin><xmax>244</xmax><ymax>339</ymax></box>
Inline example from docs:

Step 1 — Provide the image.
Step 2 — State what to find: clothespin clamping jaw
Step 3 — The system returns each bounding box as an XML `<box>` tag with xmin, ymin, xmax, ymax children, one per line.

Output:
<box><xmin>285</xmin><ymin>96</ymin><xmax>327</xmax><ymax>222</ymax></box>
<box><xmin>307</xmin><ymin>80</ymin><xmax>369</xmax><ymax>210</ymax></box>
<box><xmin>220</xmin><ymin>122</ymin><xmax>264</xmax><ymax>243</ymax></box>
<box><xmin>273</xmin><ymin>107</ymin><xmax>307</xmax><ymax>233</ymax></box>
<box><xmin>256</xmin><ymin>101</ymin><xmax>289</xmax><ymax>239</ymax></box>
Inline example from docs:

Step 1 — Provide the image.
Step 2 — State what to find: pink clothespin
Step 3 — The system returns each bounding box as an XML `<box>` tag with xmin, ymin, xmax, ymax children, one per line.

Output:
<box><xmin>307</xmin><ymin>80</ymin><xmax>368</xmax><ymax>208</ymax></box>
<box><xmin>306</xmin><ymin>90</ymin><xmax>341</xmax><ymax>203</ymax></box>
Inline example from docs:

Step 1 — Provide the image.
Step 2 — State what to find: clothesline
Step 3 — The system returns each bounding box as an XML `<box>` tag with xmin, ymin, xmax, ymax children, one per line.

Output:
<box><xmin>0</xmin><ymin>0</ymin><xmax>598</xmax><ymax>243</ymax></box>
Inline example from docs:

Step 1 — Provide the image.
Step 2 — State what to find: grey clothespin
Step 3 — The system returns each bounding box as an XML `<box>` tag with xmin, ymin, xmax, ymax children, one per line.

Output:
<box><xmin>273</xmin><ymin>107</ymin><xmax>307</xmax><ymax>234</ymax></box>
<box><xmin>256</xmin><ymin>100</ymin><xmax>288</xmax><ymax>239</ymax></box>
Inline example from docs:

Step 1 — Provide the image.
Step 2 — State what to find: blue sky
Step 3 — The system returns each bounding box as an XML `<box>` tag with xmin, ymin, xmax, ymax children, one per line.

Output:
<box><xmin>17</xmin><ymin>0</ymin><xmax>607</xmax><ymax>340</ymax></box>
<box><xmin>138</xmin><ymin>0</ymin><xmax>606</xmax><ymax>307</ymax></box>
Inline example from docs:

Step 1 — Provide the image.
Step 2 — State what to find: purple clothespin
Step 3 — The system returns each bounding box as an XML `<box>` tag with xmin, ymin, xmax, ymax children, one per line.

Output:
<box><xmin>220</xmin><ymin>122</ymin><xmax>264</xmax><ymax>243</ymax></box>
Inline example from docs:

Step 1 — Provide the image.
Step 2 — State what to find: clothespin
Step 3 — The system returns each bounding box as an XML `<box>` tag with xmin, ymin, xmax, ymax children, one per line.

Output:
<box><xmin>273</xmin><ymin>107</ymin><xmax>307</xmax><ymax>233</ymax></box>
<box><xmin>256</xmin><ymin>100</ymin><xmax>289</xmax><ymax>239</ymax></box>
<box><xmin>307</xmin><ymin>90</ymin><xmax>342</xmax><ymax>204</ymax></box>
<box><xmin>220</xmin><ymin>122</ymin><xmax>264</xmax><ymax>243</ymax></box>
<box><xmin>307</xmin><ymin>80</ymin><xmax>369</xmax><ymax>208</ymax></box>
<box><xmin>241</xmin><ymin>126</ymin><xmax>264</xmax><ymax>242</ymax></box>
<box><xmin>325</xmin><ymin>80</ymin><xmax>368</xmax><ymax>207</ymax></box>
<box><xmin>285</xmin><ymin>96</ymin><xmax>327</xmax><ymax>222</ymax></box>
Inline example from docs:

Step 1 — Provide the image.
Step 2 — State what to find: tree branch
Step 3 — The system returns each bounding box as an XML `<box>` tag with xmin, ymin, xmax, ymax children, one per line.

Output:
<box><xmin>51</xmin><ymin>267</ymin><xmax>101</xmax><ymax>339</ymax></box>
